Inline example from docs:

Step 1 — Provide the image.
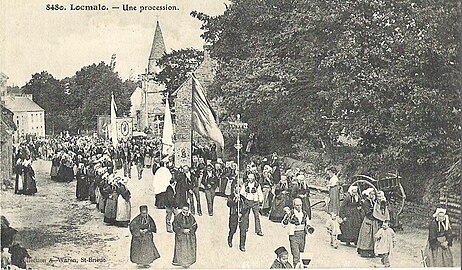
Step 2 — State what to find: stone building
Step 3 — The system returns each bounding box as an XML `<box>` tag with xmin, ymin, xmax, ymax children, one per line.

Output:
<box><xmin>130</xmin><ymin>21</ymin><xmax>166</xmax><ymax>135</ymax></box>
<box><xmin>1</xmin><ymin>104</ymin><xmax>16</xmax><ymax>189</ymax></box>
<box><xmin>173</xmin><ymin>44</ymin><xmax>221</xmax><ymax>166</ymax></box>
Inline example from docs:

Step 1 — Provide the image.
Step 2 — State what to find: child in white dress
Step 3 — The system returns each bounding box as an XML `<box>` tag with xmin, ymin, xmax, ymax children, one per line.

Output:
<box><xmin>374</xmin><ymin>220</ymin><xmax>395</xmax><ymax>267</ymax></box>
<box><xmin>326</xmin><ymin>213</ymin><xmax>342</xmax><ymax>248</ymax></box>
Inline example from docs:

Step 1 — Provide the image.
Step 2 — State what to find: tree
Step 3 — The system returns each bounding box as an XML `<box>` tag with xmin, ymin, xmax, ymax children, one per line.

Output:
<box><xmin>154</xmin><ymin>48</ymin><xmax>204</xmax><ymax>94</ymax></box>
<box><xmin>22</xmin><ymin>71</ymin><xmax>67</xmax><ymax>113</ymax></box>
<box><xmin>192</xmin><ymin>0</ymin><xmax>460</xmax><ymax>200</ymax></box>
<box><xmin>21</xmin><ymin>63</ymin><xmax>137</xmax><ymax>134</ymax></box>
<box><xmin>66</xmin><ymin>62</ymin><xmax>133</xmax><ymax>131</ymax></box>
<box><xmin>22</xmin><ymin>72</ymin><xmax>68</xmax><ymax>134</ymax></box>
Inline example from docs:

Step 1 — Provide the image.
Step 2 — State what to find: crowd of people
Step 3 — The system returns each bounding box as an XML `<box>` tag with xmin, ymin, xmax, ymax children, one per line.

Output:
<box><xmin>5</xmin><ymin>135</ymin><xmax>456</xmax><ymax>269</ymax></box>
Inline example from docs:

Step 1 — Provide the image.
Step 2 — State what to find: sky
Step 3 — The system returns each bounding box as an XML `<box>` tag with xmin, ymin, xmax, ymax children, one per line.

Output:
<box><xmin>0</xmin><ymin>0</ymin><xmax>228</xmax><ymax>86</ymax></box>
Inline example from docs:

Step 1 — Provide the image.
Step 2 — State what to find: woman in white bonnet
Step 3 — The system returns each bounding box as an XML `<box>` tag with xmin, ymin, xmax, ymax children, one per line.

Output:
<box><xmin>357</xmin><ymin>187</ymin><xmax>379</xmax><ymax>257</ymax></box>
<box><xmin>338</xmin><ymin>185</ymin><xmax>363</xmax><ymax>245</ymax></box>
<box><xmin>424</xmin><ymin>207</ymin><xmax>454</xmax><ymax>267</ymax></box>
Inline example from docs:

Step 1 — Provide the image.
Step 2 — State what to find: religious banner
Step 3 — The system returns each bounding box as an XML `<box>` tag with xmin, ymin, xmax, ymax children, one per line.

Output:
<box><xmin>97</xmin><ymin>115</ymin><xmax>110</xmax><ymax>138</ymax></box>
<box><xmin>174</xmin><ymin>77</ymin><xmax>193</xmax><ymax>168</ymax></box>
<box><xmin>174</xmin><ymin>141</ymin><xmax>192</xmax><ymax>167</ymax></box>
<box><xmin>116</xmin><ymin>117</ymin><xmax>133</xmax><ymax>140</ymax></box>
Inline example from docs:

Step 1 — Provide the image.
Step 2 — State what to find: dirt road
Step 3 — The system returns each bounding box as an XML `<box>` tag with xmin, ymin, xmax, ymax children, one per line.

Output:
<box><xmin>1</xmin><ymin>159</ymin><xmax>460</xmax><ymax>269</ymax></box>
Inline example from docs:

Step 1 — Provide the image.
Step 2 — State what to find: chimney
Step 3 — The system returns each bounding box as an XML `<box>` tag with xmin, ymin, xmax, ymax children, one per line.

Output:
<box><xmin>24</xmin><ymin>94</ymin><xmax>33</xmax><ymax>101</ymax></box>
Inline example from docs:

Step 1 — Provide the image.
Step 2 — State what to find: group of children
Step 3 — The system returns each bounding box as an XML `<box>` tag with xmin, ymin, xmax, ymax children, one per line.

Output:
<box><xmin>326</xmin><ymin>213</ymin><xmax>395</xmax><ymax>267</ymax></box>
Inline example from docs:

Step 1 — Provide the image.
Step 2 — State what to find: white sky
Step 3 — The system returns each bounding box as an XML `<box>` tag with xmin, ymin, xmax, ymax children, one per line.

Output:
<box><xmin>0</xmin><ymin>0</ymin><xmax>228</xmax><ymax>86</ymax></box>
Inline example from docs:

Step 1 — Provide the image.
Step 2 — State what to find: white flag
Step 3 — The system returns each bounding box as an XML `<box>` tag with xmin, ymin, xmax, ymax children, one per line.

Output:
<box><xmin>111</xmin><ymin>93</ymin><xmax>118</xmax><ymax>147</ymax></box>
<box><xmin>162</xmin><ymin>95</ymin><xmax>174</xmax><ymax>156</ymax></box>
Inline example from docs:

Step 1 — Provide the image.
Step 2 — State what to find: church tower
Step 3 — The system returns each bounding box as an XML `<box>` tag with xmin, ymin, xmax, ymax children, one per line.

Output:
<box><xmin>147</xmin><ymin>21</ymin><xmax>166</xmax><ymax>74</ymax></box>
<box><xmin>130</xmin><ymin>21</ymin><xmax>167</xmax><ymax>134</ymax></box>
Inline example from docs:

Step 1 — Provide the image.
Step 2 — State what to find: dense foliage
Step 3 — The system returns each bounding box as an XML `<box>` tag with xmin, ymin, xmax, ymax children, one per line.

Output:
<box><xmin>155</xmin><ymin>48</ymin><xmax>204</xmax><ymax>94</ymax></box>
<box><xmin>22</xmin><ymin>62</ymin><xmax>135</xmax><ymax>134</ymax></box>
<box><xmin>192</xmin><ymin>0</ymin><xmax>461</xmax><ymax>200</ymax></box>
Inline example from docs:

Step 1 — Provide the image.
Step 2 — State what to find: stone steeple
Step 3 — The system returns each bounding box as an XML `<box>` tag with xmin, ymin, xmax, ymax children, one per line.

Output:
<box><xmin>147</xmin><ymin>21</ymin><xmax>166</xmax><ymax>74</ymax></box>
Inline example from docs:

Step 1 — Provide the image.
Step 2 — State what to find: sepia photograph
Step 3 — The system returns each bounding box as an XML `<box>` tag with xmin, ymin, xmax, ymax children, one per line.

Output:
<box><xmin>0</xmin><ymin>0</ymin><xmax>460</xmax><ymax>269</ymax></box>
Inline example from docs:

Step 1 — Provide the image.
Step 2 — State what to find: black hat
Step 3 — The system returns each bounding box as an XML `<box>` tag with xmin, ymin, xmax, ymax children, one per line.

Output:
<box><xmin>274</xmin><ymin>246</ymin><xmax>288</xmax><ymax>256</ymax></box>
<box><xmin>181</xmin><ymin>202</ymin><xmax>190</xmax><ymax>209</ymax></box>
<box><xmin>139</xmin><ymin>205</ymin><xmax>148</xmax><ymax>211</ymax></box>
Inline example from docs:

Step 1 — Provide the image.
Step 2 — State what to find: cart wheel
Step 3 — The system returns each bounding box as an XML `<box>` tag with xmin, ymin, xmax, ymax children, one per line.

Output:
<box><xmin>349</xmin><ymin>176</ymin><xmax>378</xmax><ymax>196</ymax></box>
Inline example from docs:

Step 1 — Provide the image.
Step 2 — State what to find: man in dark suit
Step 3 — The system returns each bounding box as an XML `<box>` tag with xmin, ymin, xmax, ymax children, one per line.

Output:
<box><xmin>201</xmin><ymin>164</ymin><xmax>218</xmax><ymax>216</ymax></box>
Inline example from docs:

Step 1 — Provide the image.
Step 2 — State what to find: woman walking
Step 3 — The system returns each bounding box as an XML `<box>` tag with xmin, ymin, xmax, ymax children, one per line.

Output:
<box><xmin>423</xmin><ymin>208</ymin><xmax>454</xmax><ymax>267</ymax></box>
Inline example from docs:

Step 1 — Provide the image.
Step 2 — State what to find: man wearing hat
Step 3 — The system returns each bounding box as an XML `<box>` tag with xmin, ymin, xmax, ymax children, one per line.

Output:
<box><xmin>271</xmin><ymin>246</ymin><xmax>293</xmax><ymax>269</ymax></box>
<box><xmin>201</xmin><ymin>164</ymin><xmax>218</xmax><ymax>216</ymax></box>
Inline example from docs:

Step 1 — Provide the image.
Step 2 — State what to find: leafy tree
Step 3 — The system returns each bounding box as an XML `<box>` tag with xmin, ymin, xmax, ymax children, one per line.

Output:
<box><xmin>21</xmin><ymin>63</ymin><xmax>136</xmax><ymax>134</ymax></box>
<box><xmin>22</xmin><ymin>71</ymin><xmax>67</xmax><ymax>113</ymax></box>
<box><xmin>66</xmin><ymin>62</ymin><xmax>133</xmax><ymax>131</ymax></box>
<box><xmin>22</xmin><ymin>72</ymin><xmax>68</xmax><ymax>134</ymax></box>
<box><xmin>192</xmin><ymin>0</ymin><xmax>460</xmax><ymax>200</ymax></box>
<box><xmin>154</xmin><ymin>48</ymin><xmax>204</xmax><ymax>94</ymax></box>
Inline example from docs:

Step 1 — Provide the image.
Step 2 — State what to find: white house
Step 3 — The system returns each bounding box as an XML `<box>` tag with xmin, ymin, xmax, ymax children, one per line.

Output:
<box><xmin>1</xmin><ymin>95</ymin><xmax>46</xmax><ymax>138</ymax></box>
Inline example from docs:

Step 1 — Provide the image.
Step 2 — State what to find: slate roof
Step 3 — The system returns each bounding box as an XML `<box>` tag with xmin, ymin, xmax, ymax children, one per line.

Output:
<box><xmin>1</xmin><ymin>104</ymin><xmax>17</xmax><ymax>131</ymax></box>
<box><xmin>2</xmin><ymin>96</ymin><xmax>44</xmax><ymax>112</ymax></box>
<box><xmin>149</xmin><ymin>21</ymin><xmax>166</xmax><ymax>62</ymax></box>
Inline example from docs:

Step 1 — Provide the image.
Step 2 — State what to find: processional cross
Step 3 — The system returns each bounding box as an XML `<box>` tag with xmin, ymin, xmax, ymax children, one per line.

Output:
<box><xmin>229</xmin><ymin>114</ymin><xmax>248</xmax><ymax>222</ymax></box>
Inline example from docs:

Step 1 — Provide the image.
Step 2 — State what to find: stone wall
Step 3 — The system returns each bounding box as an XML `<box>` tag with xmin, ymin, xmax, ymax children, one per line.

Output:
<box><xmin>1</xmin><ymin>107</ymin><xmax>15</xmax><ymax>189</ymax></box>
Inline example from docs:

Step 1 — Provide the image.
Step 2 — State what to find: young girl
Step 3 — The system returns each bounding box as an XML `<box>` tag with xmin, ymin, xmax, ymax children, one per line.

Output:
<box><xmin>326</xmin><ymin>213</ymin><xmax>342</xmax><ymax>248</ymax></box>
<box><xmin>374</xmin><ymin>220</ymin><xmax>395</xmax><ymax>267</ymax></box>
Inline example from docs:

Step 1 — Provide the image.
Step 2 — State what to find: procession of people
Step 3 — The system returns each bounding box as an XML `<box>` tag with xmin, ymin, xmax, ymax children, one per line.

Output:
<box><xmin>6</xmin><ymin>134</ymin><xmax>456</xmax><ymax>269</ymax></box>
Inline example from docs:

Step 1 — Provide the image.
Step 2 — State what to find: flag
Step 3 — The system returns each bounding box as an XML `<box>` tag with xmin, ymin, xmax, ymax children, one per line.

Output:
<box><xmin>110</xmin><ymin>93</ymin><xmax>118</xmax><ymax>147</ymax></box>
<box><xmin>162</xmin><ymin>95</ymin><xmax>174</xmax><ymax>156</ymax></box>
<box><xmin>192</xmin><ymin>76</ymin><xmax>225</xmax><ymax>149</ymax></box>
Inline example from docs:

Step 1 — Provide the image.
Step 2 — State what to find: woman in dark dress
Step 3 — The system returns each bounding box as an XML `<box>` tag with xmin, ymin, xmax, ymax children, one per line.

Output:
<box><xmin>75</xmin><ymin>157</ymin><xmax>89</xmax><ymax>200</ymax></box>
<box><xmin>424</xmin><ymin>208</ymin><xmax>454</xmax><ymax>267</ymax></box>
<box><xmin>22</xmin><ymin>154</ymin><xmax>37</xmax><ymax>195</ymax></box>
<box><xmin>269</xmin><ymin>175</ymin><xmax>292</xmax><ymax>222</ymax></box>
<box><xmin>338</xmin><ymin>185</ymin><xmax>362</xmax><ymax>245</ymax></box>
<box><xmin>356</xmin><ymin>188</ymin><xmax>379</xmax><ymax>257</ymax></box>
<box><xmin>50</xmin><ymin>154</ymin><xmax>60</xmax><ymax>180</ymax></box>
<box><xmin>62</xmin><ymin>153</ymin><xmax>74</xmax><ymax>183</ymax></box>
<box><xmin>291</xmin><ymin>174</ymin><xmax>311</xmax><ymax>220</ymax></box>
<box><xmin>104</xmin><ymin>180</ymin><xmax>118</xmax><ymax>225</ymax></box>
<box><xmin>260</xmin><ymin>165</ymin><xmax>274</xmax><ymax>216</ymax></box>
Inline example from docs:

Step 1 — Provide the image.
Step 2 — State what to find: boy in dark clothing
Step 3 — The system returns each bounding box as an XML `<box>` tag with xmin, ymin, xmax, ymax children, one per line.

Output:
<box><xmin>227</xmin><ymin>186</ymin><xmax>249</xmax><ymax>252</ymax></box>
